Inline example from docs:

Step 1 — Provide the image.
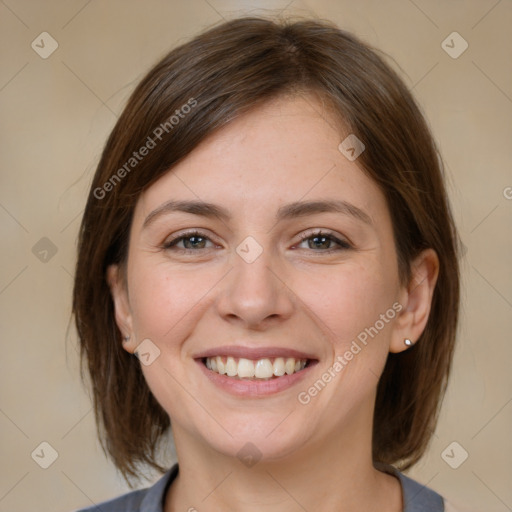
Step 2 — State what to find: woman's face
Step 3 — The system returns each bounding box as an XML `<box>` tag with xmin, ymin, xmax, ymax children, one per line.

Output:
<box><xmin>110</xmin><ymin>94</ymin><xmax>417</xmax><ymax>462</ymax></box>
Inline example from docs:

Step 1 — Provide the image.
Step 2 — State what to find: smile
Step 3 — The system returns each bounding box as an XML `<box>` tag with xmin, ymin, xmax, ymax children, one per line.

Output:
<box><xmin>204</xmin><ymin>356</ymin><xmax>308</xmax><ymax>379</ymax></box>
<box><xmin>194</xmin><ymin>345</ymin><xmax>318</xmax><ymax>396</ymax></box>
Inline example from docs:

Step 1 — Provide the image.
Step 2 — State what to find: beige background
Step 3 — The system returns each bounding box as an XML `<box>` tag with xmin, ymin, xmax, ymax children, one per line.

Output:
<box><xmin>1</xmin><ymin>0</ymin><xmax>511</xmax><ymax>511</ymax></box>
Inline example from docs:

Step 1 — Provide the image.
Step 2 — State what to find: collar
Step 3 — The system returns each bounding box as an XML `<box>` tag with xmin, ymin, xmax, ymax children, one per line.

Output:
<box><xmin>139</xmin><ymin>463</ymin><xmax>178</xmax><ymax>512</ymax></box>
<box><xmin>140</xmin><ymin>462</ymin><xmax>444</xmax><ymax>512</ymax></box>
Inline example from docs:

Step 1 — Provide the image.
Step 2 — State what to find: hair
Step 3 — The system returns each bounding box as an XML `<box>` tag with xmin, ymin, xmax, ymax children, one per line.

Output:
<box><xmin>73</xmin><ymin>15</ymin><xmax>461</xmax><ymax>484</ymax></box>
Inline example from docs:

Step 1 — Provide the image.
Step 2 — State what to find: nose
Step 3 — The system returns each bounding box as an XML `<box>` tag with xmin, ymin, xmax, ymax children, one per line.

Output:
<box><xmin>215</xmin><ymin>243</ymin><xmax>295</xmax><ymax>330</ymax></box>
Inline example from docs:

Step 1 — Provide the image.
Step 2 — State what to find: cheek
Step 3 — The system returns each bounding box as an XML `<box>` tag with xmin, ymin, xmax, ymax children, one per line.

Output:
<box><xmin>126</xmin><ymin>263</ymin><xmax>214</xmax><ymax>417</ymax></box>
<box><xmin>128</xmin><ymin>261</ymin><xmax>219</xmax><ymax>340</ymax></box>
<box><xmin>307</xmin><ymin>262</ymin><xmax>394</xmax><ymax>329</ymax></box>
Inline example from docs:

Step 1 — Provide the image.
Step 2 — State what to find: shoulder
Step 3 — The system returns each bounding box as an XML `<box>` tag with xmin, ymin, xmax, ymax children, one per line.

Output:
<box><xmin>74</xmin><ymin>488</ymin><xmax>147</xmax><ymax>512</ymax></box>
<box><xmin>397</xmin><ymin>471</ymin><xmax>445</xmax><ymax>511</ymax></box>
<box><xmin>388</xmin><ymin>467</ymin><xmax>476</xmax><ymax>512</ymax></box>
<box><xmin>72</xmin><ymin>464</ymin><xmax>178</xmax><ymax>512</ymax></box>
<box><xmin>377</xmin><ymin>463</ymin><xmax>445</xmax><ymax>512</ymax></box>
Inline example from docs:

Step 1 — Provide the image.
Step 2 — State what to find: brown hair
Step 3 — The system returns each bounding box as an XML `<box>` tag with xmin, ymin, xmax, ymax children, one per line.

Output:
<box><xmin>73</xmin><ymin>15</ymin><xmax>461</xmax><ymax>483</ymax></box>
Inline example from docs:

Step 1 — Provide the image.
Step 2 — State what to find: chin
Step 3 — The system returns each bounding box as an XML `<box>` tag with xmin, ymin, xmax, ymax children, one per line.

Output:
<box><xmin>196</xmin><ymin>412</ymin><xmax>316</xmax><ymax>464</ymax></box>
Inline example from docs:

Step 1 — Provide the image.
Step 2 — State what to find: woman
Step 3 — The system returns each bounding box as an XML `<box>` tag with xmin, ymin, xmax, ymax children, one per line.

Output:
<box><xmin>73</xmin><ymin>15</ymin><xmax>463</xmax><ymax>512</ymax></box>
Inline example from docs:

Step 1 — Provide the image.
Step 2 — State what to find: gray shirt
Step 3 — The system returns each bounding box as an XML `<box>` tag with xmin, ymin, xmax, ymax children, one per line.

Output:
<box><xmin>74</xmin><ymin>463</ymin><xmax>444</xmax><ymax>511</ymax></box>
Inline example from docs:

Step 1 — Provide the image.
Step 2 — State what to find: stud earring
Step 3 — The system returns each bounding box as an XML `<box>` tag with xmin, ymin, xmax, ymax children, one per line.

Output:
<box><xmin>404</xmin><ymin>338</ymin><xmax>413</xmax><ymax>347</ymax></box>
<box><xmin>123</xmin><ymin>335</ymin><xmax>130</xmax><ymax>343</ymax></box>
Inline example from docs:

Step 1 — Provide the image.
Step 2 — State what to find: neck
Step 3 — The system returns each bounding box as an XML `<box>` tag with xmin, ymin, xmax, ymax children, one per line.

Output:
<box><xmin>164</xmin><ymin>411</ymin><xmax>402</xmax><ymax>512</ymax></box>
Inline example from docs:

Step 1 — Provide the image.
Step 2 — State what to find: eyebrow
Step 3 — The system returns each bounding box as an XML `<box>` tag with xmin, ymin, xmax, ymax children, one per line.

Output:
<box><xmin>142</xmin><ymin>199</ymin><xmax>373</xmax><ymax>229</ymax></box>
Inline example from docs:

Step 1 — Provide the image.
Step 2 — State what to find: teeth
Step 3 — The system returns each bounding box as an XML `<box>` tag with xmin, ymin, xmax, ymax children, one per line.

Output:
<box><xmin>273</xmin><ymin>357</ymin><xmax>285</xmax><ymax>376</ymax></box>
<box><xmin>216</xmin><ymin>356</ymin><xmax>226</xmax><ymax>375</ymax></box>
<box><xmin>205</xmin><ymin>356</ymin><xmax>308</xmax><ymax>379</ymax></box>
<box><xmin>255</xmin><ymin>359</ymin><xmax>273</xmax><ymax>378</ymax></box>
<box><xmin>238</xmin><ymin>358</ymin><xmax>255</xmax><ymax>378</ymax></box>
<box><xmin>285</xmin><ymin>357</ymin><xmax>295</xmax><ymax>375</ymax></box>
<box><xmin>226</xmin><ymin>356</ymin><xmax>237</xmax><ymax>377</ymax></box>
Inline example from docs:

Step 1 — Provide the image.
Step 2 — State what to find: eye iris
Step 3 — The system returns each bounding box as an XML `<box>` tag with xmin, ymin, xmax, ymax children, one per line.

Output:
<box><xmin>309</xmin><ymin>235</ymin><xmax>330</xmax><ymax>250</ymax></box>
<box><xmin>184</xmin><ymin>235</ymin><xmax>206</xmax><ymax>249</ymax></box>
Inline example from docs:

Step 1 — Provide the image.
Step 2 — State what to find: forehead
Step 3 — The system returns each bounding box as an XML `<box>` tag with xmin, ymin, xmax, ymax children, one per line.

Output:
<box><xmin>133</xmin><ymin>94</ymin><xmax>388</xmax><ymax>227</ymax></box>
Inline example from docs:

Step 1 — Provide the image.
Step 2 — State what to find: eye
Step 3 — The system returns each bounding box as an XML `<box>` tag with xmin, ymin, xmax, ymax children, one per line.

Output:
<box><xmin>162</xmin><ymin>231</ymin><xmax>217</xmax><ymax>251</ymax></box>
<box><xmin>296</xmin><ymin>230</ymin><xmax>351</xmax><ymax>252</ymax></box>
<box><xmin>161</xmin><ymin>229</ymin><xmax>352</xmax><ymax>254</ymax></box>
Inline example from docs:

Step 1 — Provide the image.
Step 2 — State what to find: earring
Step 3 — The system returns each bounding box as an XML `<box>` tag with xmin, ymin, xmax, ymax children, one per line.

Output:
<box><xmin>123</xmin><ymin>335</ymin><xmax>130</xmax><ymax>343</ymax></box>
<box><xmin>404</xmin><ymin>338</ymin><xmax>413</xmax><ymax>347</ymax></box>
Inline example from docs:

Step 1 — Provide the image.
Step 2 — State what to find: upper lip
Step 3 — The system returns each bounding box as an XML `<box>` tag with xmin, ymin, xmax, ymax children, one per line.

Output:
<box><xmin>193</xmin><ymin>345</ymin><xmax>318</xmax><ymax>361</ymax></box>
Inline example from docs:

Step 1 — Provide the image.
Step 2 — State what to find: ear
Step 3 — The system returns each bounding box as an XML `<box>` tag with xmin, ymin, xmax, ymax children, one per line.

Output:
<box><xmin>389</xmin><ymin>248</ymin><xmax>439</xmax><ymax>353</ymax></box>
<box><xmin>106</xmin><ymin>264</ymin><xmax>136</xmax><ymax>354</ymax></box>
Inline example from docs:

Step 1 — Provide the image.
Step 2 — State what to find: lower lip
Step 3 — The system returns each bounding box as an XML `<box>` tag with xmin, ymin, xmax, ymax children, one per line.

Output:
<box><xmin>195</xmin><ymin>359</ymin><xmax>318</xmax><ymax>397</ymax></box>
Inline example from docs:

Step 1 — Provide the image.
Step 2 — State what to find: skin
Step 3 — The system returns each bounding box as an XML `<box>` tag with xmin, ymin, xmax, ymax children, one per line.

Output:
<box><xmin>108</xmin><ymin>93</ymin><xmax>439</xmax><ymax>512</ymax></box>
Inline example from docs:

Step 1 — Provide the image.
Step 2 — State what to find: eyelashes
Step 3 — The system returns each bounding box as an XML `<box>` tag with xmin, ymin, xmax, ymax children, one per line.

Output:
<box><xmin>296</xmin><ymin>230</ymin><xmax>351</xmax><ymax>251</ymax></box>
<box><xmin>162</xmin><ymin>229</ymin><xmax>352</xmax><ymax>254</ymax></box>
<box><xmin>163</xmin><ymin>231</ymin><xmax>215</xmax><ymax>251</ymax></box>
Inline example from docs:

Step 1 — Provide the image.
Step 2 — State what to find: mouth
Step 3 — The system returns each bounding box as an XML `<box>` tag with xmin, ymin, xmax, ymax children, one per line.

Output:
<box><xmin>193</xmin><ymin>346</ymin><xmax>319</xmax><ymax>397</ymax></box>
<box><xmin>202</xmin><ymin>356</ymin><xmax>311</xmax><ymax>380</ymax></box>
